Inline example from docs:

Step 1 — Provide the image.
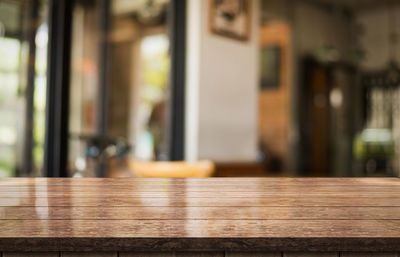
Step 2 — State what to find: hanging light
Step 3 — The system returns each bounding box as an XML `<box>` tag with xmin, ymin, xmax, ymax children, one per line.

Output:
<box><xmin>136</xmin><ymin>0</ymin><xmax>167</xmax><ymax>25</ymax></box>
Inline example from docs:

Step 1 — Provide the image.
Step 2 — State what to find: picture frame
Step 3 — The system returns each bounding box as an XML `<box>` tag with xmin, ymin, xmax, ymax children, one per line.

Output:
<box><xmin>209</xmin><ymin>0</ymin><xmax>251</xmax><ymax>41</ymax></box>
<box><xmin>259</xmin><ymin>46</ymin><xmax>281</xmax><ymax>90</ymax></box>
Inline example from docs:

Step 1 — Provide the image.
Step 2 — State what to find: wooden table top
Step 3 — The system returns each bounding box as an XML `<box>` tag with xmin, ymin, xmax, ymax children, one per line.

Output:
<box><xmin>0</xmin><ymin>177</ymin><xmax>400</xmax><ymax>252</ymax></box>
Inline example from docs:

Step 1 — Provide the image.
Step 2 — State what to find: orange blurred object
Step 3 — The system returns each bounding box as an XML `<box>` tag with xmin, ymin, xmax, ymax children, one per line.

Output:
<box><xmin>129</xmin><ymin>160</ymin><xmax>215</xmax><ymax>177</ymax></box>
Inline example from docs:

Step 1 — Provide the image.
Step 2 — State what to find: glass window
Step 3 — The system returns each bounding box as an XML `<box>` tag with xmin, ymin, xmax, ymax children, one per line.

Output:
<box><xmin>0</xmin><ymin>0</ymin><xmax>48</xmax><ymax>177</ymax></box>
<box><xmin>68</xmin><ymin>0</ymin><xmax>171</xmax><ymax>177</ymax></box>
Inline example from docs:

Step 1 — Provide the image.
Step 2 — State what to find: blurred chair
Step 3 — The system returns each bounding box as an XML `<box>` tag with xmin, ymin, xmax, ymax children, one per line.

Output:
<box><xmin>129</xmin><ymin>160</ymin><xmax>215</xmax><ymax>177</ymax></box>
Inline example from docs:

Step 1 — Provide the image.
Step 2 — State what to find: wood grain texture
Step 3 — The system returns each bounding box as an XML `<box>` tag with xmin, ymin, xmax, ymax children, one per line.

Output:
<box><xmin>226</xmin><ymin>252</ymin><xmax>281</xmax><ymax>257</ymax></box>
<box><xmin>4</xmin><ymin>191</ymin><xmax>400</xmax><ymax>198</ymax></box>
<box><xmin>0</xmin><ymin>178</ymin><xmax>399</xmax><ymax>252</ymax></box>
<box><xmin>175</xmin><ymin>252</ymin><xmax>224</xmax><ymax>257</ymax></box>
<box><xmin>2</xmin><ymin>253</ymin><xmax>58</xmax><ymax>257</ymax></box>
<box><xmin>1</xmin><ymin>206</ymin><xmax>400</xmax><ymax>220</ymax></box>
<box><xmin>4</xmin><ymin>185</ymin><xmax>400</xmax><ymax>192</ymax></box>
<box><xmin>1</xmin><ymin>177</ymin><xmax>398</xmax><ymax>186</ymax></box>
<box><xmin>2</xmin><ymin>196</ymin><xmax>400</xmax><ymax>207</ymax></box>
<box><xmin>341</xmin><ymin>253</ymin><xmax>398</xmax><ymax>257</ymax></box>
<box><xmin>1</xmin><ymin>219</ymin><xmax>400</xmax><ymax>237</ymax></box>
<box><xmin>283</xmin><ymin>253</ymin><xmax>338</xmax><ymax>257</ymax></box>
<box><xmin>61</xmin><ymin>253</ymin><xmax>117</xmax><ymax>257</ymax></box>
<box><xmin>120</xmin><ymin>253</ymin><xmax>173</xmax><ymax>257</ymax></box>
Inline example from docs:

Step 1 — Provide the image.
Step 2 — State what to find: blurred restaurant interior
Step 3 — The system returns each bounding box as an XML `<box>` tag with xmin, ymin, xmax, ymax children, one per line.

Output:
<box><xmin>0</xmin><ymin>0</ymin><xmax>400</xmax><ymax>178</ymax></box>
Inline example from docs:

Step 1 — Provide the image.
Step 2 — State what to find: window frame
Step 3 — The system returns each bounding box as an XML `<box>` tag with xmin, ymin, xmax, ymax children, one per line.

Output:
<box><xmin>43</xmin><ymin>0</ymin><xmax>186</xmax><ymax>177</ymax></box>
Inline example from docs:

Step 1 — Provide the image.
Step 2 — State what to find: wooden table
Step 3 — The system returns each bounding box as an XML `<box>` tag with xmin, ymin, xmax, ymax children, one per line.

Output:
<box><xmin>0</xmin><ymin>178</ymin><xmax>400</xmax><ymax>257</ymax></box>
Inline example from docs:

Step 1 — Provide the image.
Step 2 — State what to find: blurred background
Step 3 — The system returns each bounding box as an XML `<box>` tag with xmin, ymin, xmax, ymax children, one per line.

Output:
<box><xmin>0</xmin><ymin>0</ymin><xmax>400</xmax><ymax>178</ymax></box>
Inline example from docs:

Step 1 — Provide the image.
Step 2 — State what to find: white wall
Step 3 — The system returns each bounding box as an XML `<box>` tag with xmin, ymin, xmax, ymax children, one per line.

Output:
<box><xmin>185</xmin><ymin>0</ymin><xmax>259</xmax><ymax>162</ymax></box>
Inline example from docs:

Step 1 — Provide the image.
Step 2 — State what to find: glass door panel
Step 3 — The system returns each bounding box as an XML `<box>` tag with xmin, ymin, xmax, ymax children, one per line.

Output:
<box><xmin>68</xmin><ymin>0</ymin><xmax>171</xmax><ymax>177</ymax></box>
<box><xmin>0</xmin><ymin>0</ymin><xmax>49</xmax><ymax>177</ymax></box>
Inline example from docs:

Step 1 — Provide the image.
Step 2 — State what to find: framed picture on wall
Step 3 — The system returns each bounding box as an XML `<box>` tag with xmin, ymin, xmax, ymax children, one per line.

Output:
<box><xmin>260</xmin><ymin>46</ymin><xmax>281</xmax><ymax>89</ymax></box>
<box><xmin>209</xmin><ymin>0</ymin><xmax>251</xmax><ymax>41</ymax></box>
